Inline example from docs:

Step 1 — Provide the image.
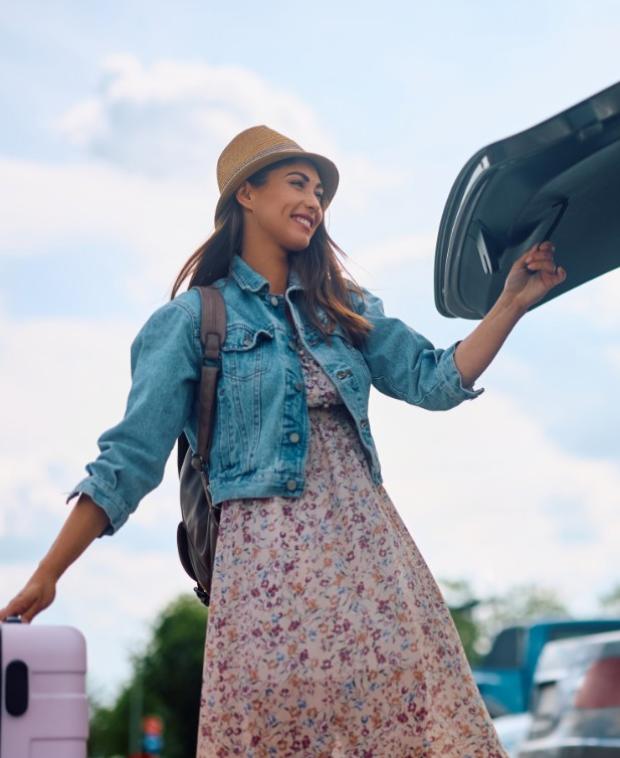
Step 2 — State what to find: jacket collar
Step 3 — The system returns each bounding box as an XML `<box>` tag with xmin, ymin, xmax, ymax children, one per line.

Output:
<box><xmin>230</xmin><ymin>254</ymin><xmax>304</xmax><ymax>295</ymax></box>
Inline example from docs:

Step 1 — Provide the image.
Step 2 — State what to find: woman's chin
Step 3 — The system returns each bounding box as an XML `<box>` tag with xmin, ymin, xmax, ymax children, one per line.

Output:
<box><xmin>284</xmin><ymin>236</ymin><xmax>312</xmax><ymax>252</ymax></box>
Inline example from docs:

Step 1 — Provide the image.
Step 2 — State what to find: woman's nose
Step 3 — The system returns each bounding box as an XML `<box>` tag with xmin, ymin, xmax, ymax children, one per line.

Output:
<box><xmin>306</xmin><ymin>195</ymin><xmax>322</xmax><ymax>215</ymax></box>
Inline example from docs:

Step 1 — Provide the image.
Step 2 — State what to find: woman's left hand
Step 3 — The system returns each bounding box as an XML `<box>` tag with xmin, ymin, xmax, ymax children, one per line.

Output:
<box><xmin>503</xmin><ymin>240</ymin><xmax>567</xmax><ymax>311</ymax></box>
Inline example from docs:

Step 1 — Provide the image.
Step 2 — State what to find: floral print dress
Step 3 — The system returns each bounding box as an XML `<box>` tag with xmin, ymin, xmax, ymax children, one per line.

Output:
<box><xmin>196</xmin><ymin>330</ymin><xmax>507</xmax><ymax>757</ymax></box>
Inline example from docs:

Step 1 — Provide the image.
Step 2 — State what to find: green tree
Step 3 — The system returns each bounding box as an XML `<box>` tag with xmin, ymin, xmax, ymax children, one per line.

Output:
<box><xmin>440</xmin><ymin>577</ymin><xmax>484</xmax><ymax>666</ymax></box>
<box><xmin>89</xmin><ymin>594</ymin><xmax>208</xmax><ymax>758</ymax></box>
<box><xmin>599</xmin><ymin>583</ymin><xmax>620</xmax><ymax>616</ymax></box>
<box><xmin>474</xmin><ymin>582</ymin><xmax>571</xmax><ymax>657</ymax></box>
<box><xmin>89</xmin><ymin>683</ymin><xmax>134</xmax><ymax>757</ymax></box>
<box><xmin>439</xmin><ymin>579</ymin><xmax>572</xmax><ymax>665</ymax></box>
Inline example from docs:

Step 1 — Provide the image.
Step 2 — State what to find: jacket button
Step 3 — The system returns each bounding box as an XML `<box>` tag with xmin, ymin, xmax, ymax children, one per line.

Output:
<box><xmin>286</xmin><ymin>479</ymin><xmax>297</xmax><ymax>491</ymax></box>
<box><xmin>288</xmin><ymin>339</ymin><xmax>297</xmax><ymax>351</ymax></box>
<box><xmin>289</xmin><ymin>432</ymin><xmax>300</xmax><ymax>444</ymax></box>
<box><xmin>336</xmin><ymin>369</ymin><xmax>351</xmax><ymax>379</ymax></box>
<box><xmin>360</xmin><ymin>418</ymin><xmax>369</xmax><ymax>429</ymax></box>
<box><xmin>294</xmin><ymin>380</ymin><xmax>304</xmax><ymax>392</ymax></box>
<box><xmin>270</xmin><ymin>295</ymin><xmax>280</xmax><ymax>307</ymax></box>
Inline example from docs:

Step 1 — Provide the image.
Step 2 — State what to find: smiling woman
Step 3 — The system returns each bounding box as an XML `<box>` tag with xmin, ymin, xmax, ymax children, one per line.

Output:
<box><xmin>170</xmin><ymin>130</ymin><xmax>373</xmax><ymax>348</ymax></box>
<box><xmin>0</xmin><ymin>123</ymin><xmax>566</xmax><ymax>757</ymax></box>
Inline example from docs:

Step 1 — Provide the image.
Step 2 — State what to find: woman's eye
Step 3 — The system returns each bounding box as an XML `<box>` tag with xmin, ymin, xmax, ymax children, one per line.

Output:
<box><xmin>291</xmin><ymin>180</ymin><xmax>323</xmax><ymax>201</ymax></box>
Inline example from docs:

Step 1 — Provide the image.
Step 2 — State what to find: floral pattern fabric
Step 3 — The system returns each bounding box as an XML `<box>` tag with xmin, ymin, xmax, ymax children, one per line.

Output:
<box><xmin>197</xmin><ymin>342</ymin><xmax>507</xmax><ymax>757</ymax></box>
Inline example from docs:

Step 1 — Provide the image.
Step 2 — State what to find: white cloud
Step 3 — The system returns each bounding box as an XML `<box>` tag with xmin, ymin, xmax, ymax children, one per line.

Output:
<box><xmin>552</xmin><ymin>267</ymin><xmax>620</xmax><ymax>330</ymax></box>
<box><xmin>0</xmin><ymin>55</ymin><xmax>406</xmax><ymax>306</ymax></box>
<box><xmin>0</xmin><ymin>156</ymin><xmax>215</xmax><ymax>303</ymax></box>
<box><xmin>346</xmin><ymin>232</ymin><xmax>436</xmax><ymax>281</ymax></box>
<box><xmin>51</xmin><ymin>53</ymin><xmax>402</xmax><ymax>207</ymax></box>
<box><xmin>369</xmin><ymin>385</ymin><xmax>620</xmax><ymax>617</ymax></box>
<box><xmin>55</xmin><ymin>97</ymin><xmax>108</xmax><ymax>148</ymax></box>
<box><xmin>606</xmin><ymin>346</ymin><xmax>620</xmax><ymax>374</ymax></box>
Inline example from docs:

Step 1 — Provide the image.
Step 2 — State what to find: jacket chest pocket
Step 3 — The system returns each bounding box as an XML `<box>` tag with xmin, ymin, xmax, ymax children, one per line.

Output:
<box><xmin>221</xmin><ymin>323</ymin><xmax>275</xmax><ymax>380</ymax></box>
<box><xmin>310</xmin><ymin>324</ymin><xmax>372</xmax><ymax>382</ymax></box>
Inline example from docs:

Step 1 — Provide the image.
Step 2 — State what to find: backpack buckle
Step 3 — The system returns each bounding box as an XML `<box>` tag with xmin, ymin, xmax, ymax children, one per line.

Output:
<box><xmin>190</xmin><ymin>453</ymin><xmax>204</xmax><ymax>472</ymax></box>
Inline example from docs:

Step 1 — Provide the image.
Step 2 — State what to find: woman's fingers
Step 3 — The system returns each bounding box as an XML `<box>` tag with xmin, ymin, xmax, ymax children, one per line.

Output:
<box><xmin>521</xmin><ymin>241</ymin><xmax>566</xmax><ymax>279</ymax></box>
<box><xmin>524</xmin><ymin>242</ymin><xmax>554</xmax><ymax>263</ymax></box>
<box><xmin>0</xmin><ymin>595</ymin><xmax>30</xmax><ymax>622</ymax></box>
<box><xmin>0</xmin><ymin>581</ymin><xmax>55</xmax><ymax>623</ymax></box>
<box><xmin>528</xmin><ymin>240</ymin><xmax>554</xmax><ymax>253</ymax></box>
<box><xmin>504</xmin><ymin>239</ymin><xmax>566</xmax><ymax>306</ymax></box>
<box><xmin>526</xmin><ymin>249</ymin><xmax>554</xmax><ymax>262</ymax></box>
<box><xmin>524</xmin><ymin>258</ymin><xmax>561</xmax><ymax>274</ymax></box>
<box><xmin>21</xmin><ymin>603</ymin><xmax>42</xmax><ymax>624</ymax></box>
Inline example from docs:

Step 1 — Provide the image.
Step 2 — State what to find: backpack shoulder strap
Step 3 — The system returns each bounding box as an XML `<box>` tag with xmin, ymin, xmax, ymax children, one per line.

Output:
<box><xmin>192</xmin><ymin>285</ymin><xmax>226</xmax><ymax>470</ymax></box>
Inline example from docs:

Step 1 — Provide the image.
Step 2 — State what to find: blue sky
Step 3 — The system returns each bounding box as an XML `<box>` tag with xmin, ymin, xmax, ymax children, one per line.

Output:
<box><xmin>2</xmin><ymin>1</ymin><xmax>620</xmax><ymax>701</ymax></box>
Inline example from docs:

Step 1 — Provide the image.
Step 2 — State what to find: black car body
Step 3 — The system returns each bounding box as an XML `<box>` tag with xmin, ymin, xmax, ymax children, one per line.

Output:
<box><xmin>435</xmin><ymin>80</ymin><xmax>620</xmax><ymax>319</ymax></box>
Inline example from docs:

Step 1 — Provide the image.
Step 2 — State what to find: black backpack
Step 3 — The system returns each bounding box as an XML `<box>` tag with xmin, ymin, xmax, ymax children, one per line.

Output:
<box><xmin>176</xmin><ymin>285</ymin><xmax>227</xmax><ymax>606</ymax></box>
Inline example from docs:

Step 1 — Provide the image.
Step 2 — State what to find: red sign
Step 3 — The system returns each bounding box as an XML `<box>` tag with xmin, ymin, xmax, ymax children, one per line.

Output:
<box><xmin>142</xmin><ymin>715</ymin><xmax>163</xmax><ymax>736</ymax></box>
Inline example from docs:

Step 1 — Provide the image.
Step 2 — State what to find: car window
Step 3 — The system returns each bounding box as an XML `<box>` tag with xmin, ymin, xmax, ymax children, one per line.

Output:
<box><xmin>481</xmin><ymin>626</ymin><xmax>526</xmax><ymax>668</ymax></box>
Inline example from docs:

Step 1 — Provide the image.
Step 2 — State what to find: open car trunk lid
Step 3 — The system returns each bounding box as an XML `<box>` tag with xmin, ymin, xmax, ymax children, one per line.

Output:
<box><xmin>434</xmin><ymin>80</ymin><xmax>620</xmax><ymax>319</ymax></box>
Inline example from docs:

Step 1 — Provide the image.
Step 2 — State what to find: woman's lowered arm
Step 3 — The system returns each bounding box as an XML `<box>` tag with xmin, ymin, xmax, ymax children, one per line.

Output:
<box><xmin>0</xmin><ymin>494</ymin><xmax>109</xmax><ymax>623</ymax></box>
<box><xmin>0</xmin><ymin>296</ymin><xmax>201</xmax><ymax>623</ymax></box>
<box><xmin>454</xmin><ymin>240</ymin><xmax>566</xmax><ymax>389</ymax></box>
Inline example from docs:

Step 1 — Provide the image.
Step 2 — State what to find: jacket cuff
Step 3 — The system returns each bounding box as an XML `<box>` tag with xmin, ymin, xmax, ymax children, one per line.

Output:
<box><xmin>438</xmin><ymin>342</ymin><xmax>485</xmax><ymax>401</ymax></box>
<box><xmin>65</xmin><ymin>478</ymin><xmax>130</xmax><ymax>536</ymax></box>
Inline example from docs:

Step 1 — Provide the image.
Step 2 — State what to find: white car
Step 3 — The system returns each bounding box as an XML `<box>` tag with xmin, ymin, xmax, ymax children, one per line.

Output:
<box><xmin>518</xmin><ymin>630</ymin><xmax>620</xmax><ymax>756</ymax></box>
<box><xmin>493</xmin><ymin>712</ymin><xmax>533</xmax><ymax>758</ymax></box>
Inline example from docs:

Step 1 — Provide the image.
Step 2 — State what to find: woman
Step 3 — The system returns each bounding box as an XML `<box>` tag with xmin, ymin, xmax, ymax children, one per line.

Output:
<box><xmin>1</xmin><ymin>125</ymin><xmax>565</xmax><ymax>756</ymax></box>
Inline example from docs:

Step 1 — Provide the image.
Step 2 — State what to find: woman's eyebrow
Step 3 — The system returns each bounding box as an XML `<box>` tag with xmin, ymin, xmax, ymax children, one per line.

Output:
<box><xmin>285</xmin><ymin>171</ymin><xmax>323</xmax><ymax>189</ymax></box>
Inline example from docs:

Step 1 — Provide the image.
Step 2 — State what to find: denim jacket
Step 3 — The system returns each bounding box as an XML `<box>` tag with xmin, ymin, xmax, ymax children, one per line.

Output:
<box><xmin>66</xmin><ymin>254</ymin><xmax>483</xmax><ymax>535</ymax></box>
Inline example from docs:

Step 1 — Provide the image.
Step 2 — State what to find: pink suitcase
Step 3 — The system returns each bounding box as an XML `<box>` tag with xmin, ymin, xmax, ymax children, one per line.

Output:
<box><xmin>1</xmin><ymin>618</ymin><xmax>88</xmax><ymax>758</ymax></box>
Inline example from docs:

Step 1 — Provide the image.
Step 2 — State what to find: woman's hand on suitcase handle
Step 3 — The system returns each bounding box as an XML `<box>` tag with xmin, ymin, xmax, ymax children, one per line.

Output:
<box><xmin>0</xmin><ymin>567</ymin><xmax>57</xmax><ymax>623</ymax></box>
<box><xmin>0</xmin><ymin>494</ymin><xmax>110</xmax><ymax>624</ymax></box>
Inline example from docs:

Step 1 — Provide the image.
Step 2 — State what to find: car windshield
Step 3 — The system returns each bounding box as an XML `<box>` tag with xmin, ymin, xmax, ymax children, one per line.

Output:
<box><xmin>480</xmin><ymin>627</ymin><xmax>526</xmax><ymax>669</ymax></box>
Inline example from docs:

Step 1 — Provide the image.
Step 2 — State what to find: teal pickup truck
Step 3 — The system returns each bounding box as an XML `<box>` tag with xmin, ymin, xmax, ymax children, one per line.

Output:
<box><xmin>472</xmin><ymin>618</ymin><xmax>620</xmax><ymax>717</ymax></box>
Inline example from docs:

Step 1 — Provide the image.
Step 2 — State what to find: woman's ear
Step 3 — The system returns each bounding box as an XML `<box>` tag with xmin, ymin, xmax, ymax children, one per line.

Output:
<box><xmin>235</xmin><ymin>181</ymin><xmax>254</xmax><ymax>211</ymax></box>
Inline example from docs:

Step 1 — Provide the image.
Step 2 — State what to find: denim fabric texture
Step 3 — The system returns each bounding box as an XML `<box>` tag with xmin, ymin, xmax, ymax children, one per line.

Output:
<box><xmin>66</xmin><ymin>254</ymin><xmax>483</xmax><ymax>535</ymax></box>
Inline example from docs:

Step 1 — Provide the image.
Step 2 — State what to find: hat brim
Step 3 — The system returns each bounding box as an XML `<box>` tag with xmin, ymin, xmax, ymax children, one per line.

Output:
<box><xmin>214</xmin><ymin>149</ymin><xmax>339</xmax><ymax>223</ymax></box>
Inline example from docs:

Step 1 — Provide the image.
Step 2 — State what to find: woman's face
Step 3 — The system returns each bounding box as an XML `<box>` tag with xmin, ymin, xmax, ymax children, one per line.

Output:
<box><xmin>236</xmin><ymin>159</ymin><xmax>325</xmax><ymax>253</ymax></box>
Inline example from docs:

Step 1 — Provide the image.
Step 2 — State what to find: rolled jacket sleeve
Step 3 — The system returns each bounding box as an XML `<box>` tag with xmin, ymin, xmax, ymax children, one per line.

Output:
<box><xmin>352</xmin><ymin>287</ymin><xmax>484</xmax><ymax>409</ymax></box>
<box><xmin>65</xmin><ymin>299</ymin><xmax>201</xmax><ymax>535</ymax></box>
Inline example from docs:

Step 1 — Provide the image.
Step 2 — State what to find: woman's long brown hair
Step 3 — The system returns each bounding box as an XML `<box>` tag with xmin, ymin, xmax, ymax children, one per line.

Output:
<box><xmin>170</xmin><ymin>157</ymin><xmax>372</xmax><ymax>347</ymax></box>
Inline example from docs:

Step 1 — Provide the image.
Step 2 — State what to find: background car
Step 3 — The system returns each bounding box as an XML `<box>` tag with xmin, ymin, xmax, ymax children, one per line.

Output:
<box><xmin>517</xmin><ymin>629</ymin><xmax>620</xmax><ymax>756</ymax></box>
<box><xmin>473</xmin><ymin>618</ymin><xmax>620</xmax><ymax>717</ymax></box>
<box><xmin>493</xmin><ymin>712</ymin><xmax>533</xmax><ymax>758</ymax></box>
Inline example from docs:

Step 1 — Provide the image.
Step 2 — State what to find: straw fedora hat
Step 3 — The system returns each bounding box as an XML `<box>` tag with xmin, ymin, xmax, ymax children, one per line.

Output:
<box><xmin>214</xmin><ymin>125</ymin><xmax>339</xmax><ymax>223</ymax></box>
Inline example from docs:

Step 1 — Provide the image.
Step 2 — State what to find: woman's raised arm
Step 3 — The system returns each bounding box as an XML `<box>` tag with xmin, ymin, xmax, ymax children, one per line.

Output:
<box><xmin>454</xmin><ymin>241</ymin><xmax>566</xmax><ymax>388</ymax></box>
<box><xmin>350</xmin><ymin>239</ymin><xmax>565</xmax><ymax>411</ymax></box>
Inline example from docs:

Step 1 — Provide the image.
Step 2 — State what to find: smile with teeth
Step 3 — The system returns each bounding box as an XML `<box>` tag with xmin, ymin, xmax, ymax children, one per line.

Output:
<box><xmin>292</xmin><ymin>215</ymin><xmax>312</xmax><ymax>230</ymax></box>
